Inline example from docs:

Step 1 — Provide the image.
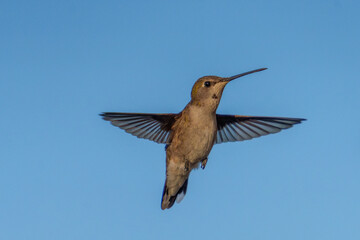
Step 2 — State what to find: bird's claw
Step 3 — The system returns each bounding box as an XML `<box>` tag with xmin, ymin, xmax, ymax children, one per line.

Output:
<box><xmin>201</xmin><ymin>158</ymin><xmax>208</xmax><ymax>170</ymax></box>
<box><xmin>184</xmin><ymin>161</ymin><xmax>190</xmax><ymax>172</ymax></box>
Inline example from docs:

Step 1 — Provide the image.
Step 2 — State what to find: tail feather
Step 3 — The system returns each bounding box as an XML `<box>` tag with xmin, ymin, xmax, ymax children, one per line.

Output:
<box><xmin>161</xmin><ymin>178</ymin><xmax>188</xmax><ymax>210</ymax></box>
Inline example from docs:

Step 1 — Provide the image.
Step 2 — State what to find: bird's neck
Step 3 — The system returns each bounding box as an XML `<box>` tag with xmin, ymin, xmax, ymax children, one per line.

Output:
<box><xmin>189</xmin><ymin>98</ymin><xmax>220</xmax><ymax>114</ymax></box>
<box><xmin>186</xmin><ymin>101</ymin><xmax>218</xmax><ymax>117</ymax></box>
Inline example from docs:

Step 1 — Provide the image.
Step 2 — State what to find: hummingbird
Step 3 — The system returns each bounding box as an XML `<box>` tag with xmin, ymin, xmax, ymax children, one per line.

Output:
<box><xmin>100</xmin><ymin>68</ymin><xmax>305</xmax><ymax>210</ymax></box>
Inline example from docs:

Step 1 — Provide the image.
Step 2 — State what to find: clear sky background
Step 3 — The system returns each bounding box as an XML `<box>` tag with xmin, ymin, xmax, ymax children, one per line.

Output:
<box><xmin>1</xmin><ymin>0</ymin><xmax>360</xmax><ymax>239</ymax></box>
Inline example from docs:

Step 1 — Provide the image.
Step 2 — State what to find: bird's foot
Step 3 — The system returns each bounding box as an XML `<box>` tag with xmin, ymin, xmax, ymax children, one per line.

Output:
<box><xmin>184</xmin><ymin>161</ymin><xmax>190</xmax><ymax>172</ymax></box>
<box><xmin>201</xmin><ymin>158</ymin><xmax>208</xmax><ymax>170</ymax></box>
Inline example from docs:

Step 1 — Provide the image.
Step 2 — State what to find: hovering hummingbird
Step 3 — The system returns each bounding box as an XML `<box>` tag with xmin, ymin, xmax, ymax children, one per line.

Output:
<box><xmin>100</xmin><ymin>68</ymin><xmax>305</xmax><ymax>210</ymax></box>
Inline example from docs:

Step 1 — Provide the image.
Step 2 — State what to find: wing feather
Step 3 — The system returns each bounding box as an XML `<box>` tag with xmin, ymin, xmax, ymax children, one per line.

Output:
<box><xmin>216</xmin><ymin>115</ymin><xmax>305</xmax><ymax>144</ymax></box>
<box><xmin>100</xmin><ymin>112</ymin><xmax>177</xmax><ymax>144</ymax></box>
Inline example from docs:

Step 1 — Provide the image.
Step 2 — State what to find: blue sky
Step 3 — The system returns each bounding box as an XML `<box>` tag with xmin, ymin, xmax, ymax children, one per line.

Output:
<box><xmin>1</xmin><ymin>0</ymin><xmax>360</xmax><ymax>239</ymax></box>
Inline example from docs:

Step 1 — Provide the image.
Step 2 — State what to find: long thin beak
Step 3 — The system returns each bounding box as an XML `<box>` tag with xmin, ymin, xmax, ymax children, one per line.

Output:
<box><xmin>221</xmin><ymin>68</ymin><xmax>268</xmax><ymax>82</ymax></box>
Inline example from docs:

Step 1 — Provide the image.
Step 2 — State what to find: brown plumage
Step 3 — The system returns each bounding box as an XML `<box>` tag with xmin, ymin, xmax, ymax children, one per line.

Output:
<box><xmin>100</xmin><ymin>68</ymin><xmax>306</xmax><ymax>210</ymax></box>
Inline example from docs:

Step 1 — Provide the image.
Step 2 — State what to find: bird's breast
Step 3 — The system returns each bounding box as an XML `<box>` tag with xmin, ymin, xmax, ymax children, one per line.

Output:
<box><xmin>168</xmin><ymin>108</ymin><xmax>217</xmax><ymax>164</ymax></box>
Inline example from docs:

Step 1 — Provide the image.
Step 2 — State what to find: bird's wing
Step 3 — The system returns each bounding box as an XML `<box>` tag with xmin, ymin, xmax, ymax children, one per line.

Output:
<box><xmin>100</xmin><ymin>112</ymin><xmax>177</xmax><ymax>144</ymax></box>
<box><xmin>215</xmin><ymin>115</ymin><xmax>305</xmax><ymax>144</ymax></box>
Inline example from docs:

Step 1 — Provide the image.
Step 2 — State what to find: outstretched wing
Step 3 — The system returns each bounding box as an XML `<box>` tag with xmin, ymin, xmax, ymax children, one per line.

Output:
<box><xmin>100</xmin><ymin>112</ymin><xmax>177</xmax><ymax>144</ymax></box>
<box><xmin>216</xmin><ymin>115</ymin><xmax>305</xmax><ymax>144</ymax></box>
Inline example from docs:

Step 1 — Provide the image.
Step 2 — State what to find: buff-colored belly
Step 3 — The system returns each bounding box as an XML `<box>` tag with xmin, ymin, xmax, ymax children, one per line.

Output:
<box><xmin>167</xmin><ymin>106</ymin><xmax>217</xmax><ymax>165</ymax></box>
<box><xmin>172</xmin><ymin>126</ymin><xmax>216</xmax><ymax>164</ymax></box>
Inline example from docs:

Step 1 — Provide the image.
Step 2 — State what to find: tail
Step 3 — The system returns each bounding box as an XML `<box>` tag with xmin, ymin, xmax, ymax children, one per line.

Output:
<box><xmin>161</xmin><ymin>178</ymin><xmax>188</xmax><ymax>210</ymax></box>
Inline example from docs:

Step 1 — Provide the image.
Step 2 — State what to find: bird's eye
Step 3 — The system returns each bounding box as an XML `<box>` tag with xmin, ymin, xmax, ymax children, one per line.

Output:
<box><xmin>204</xmin><ymin>81</ymin><xmax>211</xmax><ymax>87</ymax></box>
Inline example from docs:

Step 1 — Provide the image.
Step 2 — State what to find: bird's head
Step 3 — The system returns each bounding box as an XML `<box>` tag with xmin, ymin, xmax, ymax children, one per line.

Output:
<box><xmin>190</xmin><ymin>68</ymin><xmax>267</xmax><ymax>112</ymax></box>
